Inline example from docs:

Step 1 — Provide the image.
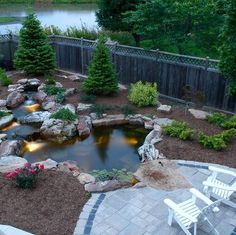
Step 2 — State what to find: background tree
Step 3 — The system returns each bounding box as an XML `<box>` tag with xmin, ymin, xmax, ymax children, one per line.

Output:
<box><xmin>83</xmin><ymin>38</ymin><xmax>118</xmax><ymax>96</ymax></box>
<box><xmin>14</xmin><ymin>13</ymin><xmax>55</xmax><ymax>75</ymax></box>
<box><xmin>219</xmin><ymin>0</ymin><xmax>236</xmax><ymax>96</ymax></box>
<box><xmin>96</xmin><ymin>0</ymin><xmax>144</xmax><ymax>46</ymax></box>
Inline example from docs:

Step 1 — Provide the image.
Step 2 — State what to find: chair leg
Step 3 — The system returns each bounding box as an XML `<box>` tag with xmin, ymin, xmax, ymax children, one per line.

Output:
<box><xmin>193</xmin><ymin>223</ymin><xmax>197</xmax><ymax>235</ymax></box>
<box><xmin>205</xmin><ymin>218</ymin><xmax>219</xmax><ymax>235</ymax></box>
<box><xmin>167</xmin><ymin>209</ymin><xmax>174</xmax><ymax>226</ymax></box>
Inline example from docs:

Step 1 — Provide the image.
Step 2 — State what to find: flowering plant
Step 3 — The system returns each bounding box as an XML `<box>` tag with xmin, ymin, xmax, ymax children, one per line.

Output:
<box><xmin>5</xmin><ymin>163</ymin><xmax>44</xmax><ymax>189</ymax></box>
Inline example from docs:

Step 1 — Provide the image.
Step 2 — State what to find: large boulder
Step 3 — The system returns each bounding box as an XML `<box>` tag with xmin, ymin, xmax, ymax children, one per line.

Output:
<box><xmin>0</xmin><ymin>140</ymin><xmax>23</xmax><ymax>157</ymax></box>
<box><xmin>6</xmin><ymin>91</ymin><xmax>25</xmax><ymax>108</ymax></box>
<box><xmin>157</xmin><ymin>104</ymin><xmax>172</xmax><ymax>114</ymax></box>
<box><xmin>92</xmin><ymin>114</ymin><xmax>128</xmax><ymax>127</ymax></box>
<box><xmin>144</xmin><ymin>124</ymin><xmax>162</xmax><ymax>144</ymax></box>
<box><xmin>0</xmin><ymin>114</ymin><xmax>14</xmax><ymax>129</ymax></box>
<box><xmin>138</xmin><ymin>143</ymin><xmax>165</xmax><ymax>162</ymax></box>
<box><xmin>78</xmin><ymin>173</ymin><xmax>95</xmax><ymax>184</ymax></box>
<box><xmin>77</xmin><ymin>116</ymin><xmax>92</xmax><ymax>137</ymax></box>
<box><xmin>33</xmin><ymin>90</ymin><xmax>47</xmax><ymax>103</ymax></box>
<box><xmin>40</xmin><ymin>118</ymin><xmax>77</xmax><ymax>143</ymax></box>
<box><xmin>19</xmin><ymin>111</ymin><xmax>51</xmax><ymax>125</ymax></box>
<box><xmin>33</xmin><ymin>158</ymin><xmax>58</xmax><ymax>169</ymax></box>
<box><xmin>188</xmin><ymin>108</ymin><xmax>210</xmax><ymax>120</ymax></box>
<box><xmin>0</xmin><ymin>156</ymin><xmax>27</xmax><ymax>173</ymax></box>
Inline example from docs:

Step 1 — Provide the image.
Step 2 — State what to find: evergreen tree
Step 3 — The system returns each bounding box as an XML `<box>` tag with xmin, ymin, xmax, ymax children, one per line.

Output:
<box><xmin>14</xmin><ymin>13</ymin><xmax>55</xmax><ymax>75</ymax></box>
<box><xmin>83</xmin><ymin>38</ymin><xmax>118</xmax><ymax>96</ymax></box>
<box><xmin>219</xmin><ymin>0</ymin><xmax>236</xmax><ymax>96</ymax></box>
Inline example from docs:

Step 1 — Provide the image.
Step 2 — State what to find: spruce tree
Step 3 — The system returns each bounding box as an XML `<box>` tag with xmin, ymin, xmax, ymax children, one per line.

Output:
<box><xmin>83</xmin><ymin>38</ymin><xmax>118</xmax><ymax>96</ymax></box>
<box><xmin>219</xmin><ymin>0</ymin><xmax>236</xmax><ymax>96</ymax></box>
<box><xmin>14</xmin><ymin>13</ymin><xmax>55</xmax><ymax>75</ymax></box>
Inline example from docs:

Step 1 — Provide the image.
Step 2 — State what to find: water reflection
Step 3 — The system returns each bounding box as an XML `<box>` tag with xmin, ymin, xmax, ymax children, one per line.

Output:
<box><xmin>24</xmin><ymin>103</ymin><xmax>40</xmax><ymax>112</ymax></box>
<box><xmin>23</xmin><ymin>126</ymin><xmax>148</xmax><ymax>172</ymax></box>
<box><xmin>1</xmin><ymin>122</ymin><xmax>19</xmax><ymax>131</ymax></box>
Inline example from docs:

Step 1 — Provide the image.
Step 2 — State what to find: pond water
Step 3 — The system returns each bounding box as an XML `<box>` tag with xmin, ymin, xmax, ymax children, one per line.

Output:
<box><xmin>23</xmin><ymin>126</ymin><xmax>147</xmax><ymax>172</ymax></box>
<box><xmin>0</xmin><ymin>3</ymin><xmax>98</xmax><ymax>34</ymax></box>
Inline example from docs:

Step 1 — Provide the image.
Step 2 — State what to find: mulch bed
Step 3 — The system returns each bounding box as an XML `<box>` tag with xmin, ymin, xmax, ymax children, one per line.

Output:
<box><xmin>0</xmin><ymin>170</ymin><xmax>89</xmax><ymax>235</ymax></box>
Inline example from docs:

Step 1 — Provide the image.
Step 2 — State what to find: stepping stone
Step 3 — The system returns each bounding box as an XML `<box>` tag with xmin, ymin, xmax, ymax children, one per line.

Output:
<box><xmin>188</xmin><ymin>108</ymin><xmax>210</xmax><ymax>120</ymax></box>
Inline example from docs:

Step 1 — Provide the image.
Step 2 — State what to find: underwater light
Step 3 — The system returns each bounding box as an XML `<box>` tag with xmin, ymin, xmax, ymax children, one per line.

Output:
<box><xmin>24</xmin><ymin>104</ymin><xmax>40</xmax><ymax>112</ymax></box>
<box><xmin>1</xmin><ymin>122</ymin><xmax>20</xmax><ymax>131</ymax></box>
<box><xmin>24</xmin><ymin>141</ymin><xmax>46</xmax><ymax>152</ymax></box>
<box><xmin>125</xmin><ymin>137</ymin><xmax>138</xmax><ymax>145</ymax></box>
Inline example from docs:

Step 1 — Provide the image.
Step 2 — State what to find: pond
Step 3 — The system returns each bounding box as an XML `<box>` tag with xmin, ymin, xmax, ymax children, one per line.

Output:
<box><xmin>0</xmin><ymin>3</ymin><xmax>98</xmax><ymax>34</ymax></box>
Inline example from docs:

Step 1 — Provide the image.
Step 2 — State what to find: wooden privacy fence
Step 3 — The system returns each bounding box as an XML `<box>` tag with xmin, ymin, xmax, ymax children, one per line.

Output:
<box><xmin>0</xmin><ymin>34</ymin><xmax>236</xmax><ymax>113</ymax></box>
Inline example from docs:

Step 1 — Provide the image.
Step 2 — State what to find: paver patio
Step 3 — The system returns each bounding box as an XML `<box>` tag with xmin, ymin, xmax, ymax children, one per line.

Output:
<box><xmin>74</xmin><ymin>161</ymin><xmax>236</xmax><ymax>235</ymax></box>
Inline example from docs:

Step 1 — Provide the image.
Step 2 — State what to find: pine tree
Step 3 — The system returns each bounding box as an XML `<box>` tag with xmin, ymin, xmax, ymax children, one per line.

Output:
<box><xmin>83</xmin><ymin>38</ymin><xmax>118</xmax><ymax>96</ymax></box>
<box><xmin>14</xmin><ymin>13</ymin><xmax>55</xmax><ymax>75</ymax></box>
<box><xmin>219</xmin><ymin>0</ymin><xmax>236</xmax><ymax>96</ymax></box>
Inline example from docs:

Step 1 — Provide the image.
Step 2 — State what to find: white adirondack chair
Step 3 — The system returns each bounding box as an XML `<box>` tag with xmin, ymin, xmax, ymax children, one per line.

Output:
<box><xmin>203</xmin><ymin>166</ymin><xmax>236</xmax><ymax>209</ymax></box>
<box><xmin>164</xmin><ymin>188</ymin><xmax>221</xmax><ymax>235</ymax></box>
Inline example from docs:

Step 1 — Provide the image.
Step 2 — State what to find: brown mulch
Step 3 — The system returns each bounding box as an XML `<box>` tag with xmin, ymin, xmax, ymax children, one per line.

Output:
<box><xmin>0</xmin><ymin>170</ymin><xmax>89</xmax><ymax>235</ymax></box>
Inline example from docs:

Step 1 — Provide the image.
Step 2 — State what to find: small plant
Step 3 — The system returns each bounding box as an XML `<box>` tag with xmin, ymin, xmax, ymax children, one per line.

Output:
<box><xmin>128</xmin><ymin>81</ymin><xmax>158</xmax><ymax>107</ymax></box>
<box><xmin>163</xmin><ymin>120</ymin><xmax>195</xmax><ymax>140</ymax></box>
<box><xmin>5</xmin><ymin>163</ymin><xmax>44</xmax><ymax>189</ymax></box>
<box><xmin>80</xmin><ymin>94</ymin><xmax>96</xmax><ymax>104</ymax></box>
<box><xmin>43</xmin><ymin>85</ymin><xmax>65</xmax><ymax>96</ymax></box>
<box><xmin>55</xmin><ymin>92</ymin><xmax>65</xmax><ymax>104</ymax></box>
<box><xmin>45</xmin><ymin>75</ymin><xmax>56</xmax><ymax>85</ymax></box>
<box><xmin>50</xmin><ymin>108</ymin><xmax>77</xmax><ymax>122</ymax></box>
<box><xmin>121</xmin><ymin>105</ymin><xmax>136</xmax><ymax>117</ymax></box>
<box><xmin>0</xmin><ymin>111</ymin><xmax>11</xmax><ymax>119</ymax></box>
<box><xmin>207</xmin><ymin>112</ymin><xmax>227</xmax><ymax>127</ymax></box>
<box><xmin>199</xmin><ymin>128</ymin><xmax>236</xmax><ymax>151</ymax></box>
<box><xmin>90</xmin><ymin>168</ymin><xmax>133</xmax><ymax>182</ymax></box>
<box><xmin>221</xmin><ymin>115</ymin><xmax>236</xmax><ymax>129</ymax></box>
<box><xmin>0</xmin><ymin>68</ymin><xmax>12</xmax><ymax>86</ymax></box>
<box><xmin>91</xmin><ymin>104</ymin><xmax>107</xmax><ymax>118</ymax></box>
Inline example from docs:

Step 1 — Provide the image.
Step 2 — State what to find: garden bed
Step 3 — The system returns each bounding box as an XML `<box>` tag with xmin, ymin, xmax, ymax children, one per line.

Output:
<box><xmin>0</xmin><ymin>170</ymin><xmax>88</xmax><ymax>235</ymax></box>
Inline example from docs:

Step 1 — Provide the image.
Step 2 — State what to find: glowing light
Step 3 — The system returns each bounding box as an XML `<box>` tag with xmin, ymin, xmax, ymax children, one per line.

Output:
<box><xmin>24</xmin><ymin>104</ymin><xmax>40</xmax><ymax>112</ymax></box>
<box><xmin>125</xmin><ymin>137</ymin><xmax>138</xmax><ymax>145</ymax></box>
<box><xmin>1</xmin><ymin>122</ymin><xmax>20</xmax><ymax>131</ymax></box>
<box><xmin>24</xmin><ymin>141</ymin><xmax>45</xmax><ymax>152</ymax></box>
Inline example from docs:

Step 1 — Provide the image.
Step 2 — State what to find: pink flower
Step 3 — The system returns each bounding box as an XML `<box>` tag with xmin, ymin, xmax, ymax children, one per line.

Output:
<box><xmin>39</xmin><ymin>164</ymin><xmax>45</xmax><ymax>170</ymax></box>
<box><xmin>30</xmin><ymin>169</ymin><xmax>36</xmax><ymax>174</ymax></box>
<box><xmin>24</xmin><ymin>163</ymin><xmax>31</xmax><ymax>168</ymax></box>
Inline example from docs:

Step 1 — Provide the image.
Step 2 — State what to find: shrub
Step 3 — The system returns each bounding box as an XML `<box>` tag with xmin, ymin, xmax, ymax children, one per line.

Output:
<box><xmin>221</xmin><ymin>115</ymin><xmax>236</xmax><ymax>129</ymax></box>
<box><xmin>5</xmin><ymin>163</ymin><xmax>44</xmax><ymax>189</ymax></box>
<box><xmin>80</xmin><ymin>94</ymin><xmax>96</xmax><ymax>104</ymax></box>
<box><xmin>207</xmin><ymin>112</ymin><xmax>227</xmax><ymax>127</ymax></box>
<box><xmin>0</xmin><ymin>111</ymin><xmax>11</xmax><ymax>119</ymax></box>
<box><xmin>0</xmin><ymin>68</ymin><xmax>12</xmax><ymax>86</ymax></box>
<box><xmin>45</xmin><ymin>75</ymin><xmax>56</xmax><ymax>85</ymax></box>
<box><xmin>121</xmin><ymin>105</ymin><xmax>136</xmax><ymax>117</ymax></box>
<box><xmin>128</xmin><ymin>81</ymin><xmax>158</xmax><ymax>107</ymax></box>
<box><xmin>50</xmin><ymin>108</ymin><xmax>77</xmax><ymax>122</ymax></box>
<box><xmin>43</xmin><ymin>85</ymin><xmax>65</xmax><ymax>96</ymax></box>
<box><xmin>82</xmin><ymin>38</ymin><xmax>118</xmax><ymax>95</ymax></box>
<box><xmin>14</xmin><ymin>13</ymin><xmax>55</xmax><ymax>75</ymax></box>
<box><xmin>91</xmin><ymin>168</ymin><xmax>133</xmax><ymax>182</ymax></box>
<box><xmin>199</xmin><ymin>129</ymin><xmax>236</xmax><ymax>151</ymax></box>
<box><xmin>91</xmin><ymin>104</ymin><xmax>107</xmax><ymax>118</ymax></box>
<box><xmin>163</xmin><ymin>121</ymin><xmax>195</xmax><ymax>140</ymax></box>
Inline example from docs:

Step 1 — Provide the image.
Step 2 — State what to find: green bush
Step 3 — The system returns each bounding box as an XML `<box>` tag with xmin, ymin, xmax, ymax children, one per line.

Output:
<box><xmin>82</xmin><ymin>38</ymin><xmax>118</xmax><ymax>95</ymax></box>
<box><xmin>0</xmin><ymin>68</ymin><xmax>12</xmax><ymax>86</ymax></box>
<box><xmin>0</xmin><ymin>111</ymin><xmax>11</xmax><ymax>119</ymax></box>
<box><xmin>45</xmin><ymin>75</ymin><xmax>56</xmax><ymax>85</ymax></box>
<box><xmin>90</xmin><ymin>168</ymin><xmax>133</xmax><ymax>182</ymax></box>
<box><xmin>43</xmin><ymin>85</ymin><xmax>65</xmax><ymax>96</ymax></box>
<box><xmin>128</xmin><ymin>81</ymin><xmax>158</xmax><ymax>107</ymax></box>
<box><xmin>199</xmin><ymin>128</ymin><xmax>236</xmax><ymax>151</ymax></box>
<box><xmin>50</xmin><ymin>108</ymin><xmax>77</xmax><ymax>122</ymax></box>
<box><xmin>207</xmin><ymin>112</ymin><xmax>227</xmax><ymax>127</ymax></box>
<box><xmin>221</xmin><ymin>115</ymin><xmax>236</xmax><ymax>129</ymax></box>
<box><xmin>91</xmin><ymin>104</ymin><xmax>107</xmax><ymax>118</ymax></box>
<box><xmin>163</xmin><ymin>121</ymin><xmax>195</xmax><ymax>140</ymax></box>
<box><xmin>55</xmin><ymin>92</ymin><xmax>65</xmax><ymax>104</ymax></box>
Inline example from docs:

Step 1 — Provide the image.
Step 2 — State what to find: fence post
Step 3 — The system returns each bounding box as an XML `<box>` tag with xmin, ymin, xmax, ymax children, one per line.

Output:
<box><xmin>81</xmin><ymin>37</ymin><xmax>84</xmax><ymax>75</ymax></box>
<box><xmin>205</xmin><ymin>56</ymin><xmax>210</xmax><ymax>70</ymax></box>
<box><xmin>155</xmin><ymin>49</ymin><xmax>160</xmax><ymax>62</ymax></box>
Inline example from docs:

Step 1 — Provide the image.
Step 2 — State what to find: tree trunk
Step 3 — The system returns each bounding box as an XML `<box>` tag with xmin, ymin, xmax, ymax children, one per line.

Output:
<box><xmin>132</xmin><ymin>33</ymin><xmax>141</xmax><ymax>47</ymax></box>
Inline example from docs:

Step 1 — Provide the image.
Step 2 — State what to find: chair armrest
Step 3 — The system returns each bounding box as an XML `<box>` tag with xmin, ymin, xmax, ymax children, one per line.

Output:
<box><xmin>164</xmin><ymin>198</ymin><xmax>197</xmax><ymax>223</ymax></box>
<box><xmin>203</xmin><ymin>181</ymin><xmax>236</xmax><ymax>191</ymax></box>
<box><xmin>209</xmin><ymin>166</ymin><xmax>236</xmax><ymax>177</ymax></box>
<box><xmin>190</xmin><ymin>188</ymin><xmax>214</xmax><ymax>205</ymax></box>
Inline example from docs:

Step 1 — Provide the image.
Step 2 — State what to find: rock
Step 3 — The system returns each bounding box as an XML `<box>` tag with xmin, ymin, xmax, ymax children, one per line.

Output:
<box><xmin>19</xmin><ymin>111</ymin><xmax>51</xmax><ymax>124</ymax></box>
<box><xmin>63</xmin><ymin>104</ymin><xmax>76</xmax><ymax>114</ymax></box>
<box><xmin>84</xmin><ymin>180</ymin><xmax>131</xmax><ymax>193</ymax></box>
<box><xmin>42</xmin><ymin>99</ymin><xmax>62</xmax><ymax>112</ymax></box>
<box><xmin>77</xmin><ymin>116</ymin><xmax>91</xmax><ymax>137</ymax></box>
<box><xmin>0</xmin><ymin>134</ymin><xmax>7</xmax><ymax>144</ymax></box>
<box><xmin>64</xmin><ymin>88</ymin><xmax>76</xmax><ymax>97</ymax></box>
<box><xmin>153</xmin><ymin>118</ymin><xmax>173</xmax><ymax>126</ymax></box>
<box><xmin>144</xmin><ymin>121</ymin><xmax>154</xmax><ymax>130</ymax></box>
<box><xmin>8</xmin><ymin>84</ymin><xmax>24</xmax><ymax>93</ymax></box>
<box><xmin>77</xmin><ymin>103</ymin><xmax>92</xmax><ymax>112</ymax></box>
<box><xmin>92</xmin><ymin>114</ymin><xmax>128</xmax><ymax>127</ymax></box>
<box><xmin>128</xmin><ymin>114</ymin><xmax>144</xmax><ymax>126</ymax></box>
<box><xmin>68</xmin><ymin>74</ymin><xmax>80</xmax><ymax>81</ymax></box>
<box><xmin>17</xmin><ymin>78</ymin><xmax>28</xmax><ymax>84</ymax></box>
<box><xmin>145</xmin><ymin>124</ymin><xmax>162</xmax><ymax>144</ymax></box>
<box><xmin>0</xmin><ymin>100</ymin><xmax>7</xmax><ymax>107</ymax></box>
<box><xmin>0</xmin><ymin>156</ymin><xmax>27</xmax><ymax>173</ymax></box>
<box><xmin>118</xmin><ymin>83</ymin><xmax>127</xmax><ymax>90</ymax></box>
<box><xmin>157</xmin><ymin>104</ymin><xmax>172</xmax><ymax>113</ymax></box>
<box><xmin>40</xmin><ymin>118</ymin><xmax>77</xmax><ymax>143</ymax></box>
<box><xmin>33</xmin><ymin>158</ymin><xmax>58</xmax><ymax>169</ymax></box>
<box><xmin>33</xmin><ymin>90</ymin><xmax>47</xmax><ymax>103</ymax></box>
<box><xmin>188</xmin><ymin>108</ymin><xmax>210</xmax><ymax>120</ymax></box>
<box><xmin>0</xmin><ymin>114</ymin><xmax>14</xmax><ymax>129</ymax></box>
<box><xmin>60</xmin><ymin>161</ymin><xmax>80</xmax><ymax>172</ymax></box>
<box><xmin>0</xmin><ymin>140</ymin><xmax>23</xmax><ymax>157</ymax></box>
<box><xmin>78</xmin><ymin>173</ymin><xmax>95</xmax><ymax>184</ymax></box>
<box><xmin>138</xmin><ymin>144</ymin><xmax>165</xmax><ymax>162</ymax></box>
<box><xmin>90</xmin><ymin>112</ymin><xmax>99</xmax><ymax>120</ymax></box>
<box><xmin>6</xmin><ymin>91</ymin><xmax>25</xmax><ymax>108</ymax></box>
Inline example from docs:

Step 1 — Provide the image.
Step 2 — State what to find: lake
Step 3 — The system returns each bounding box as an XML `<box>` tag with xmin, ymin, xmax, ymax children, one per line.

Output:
<box><xmin>0</xmin><ymin>3</ymin><xmax>98</xmax><ymax>34</ymax></box>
